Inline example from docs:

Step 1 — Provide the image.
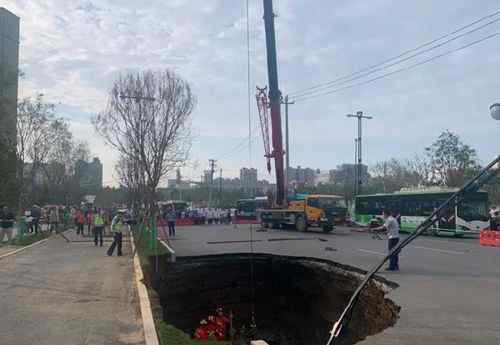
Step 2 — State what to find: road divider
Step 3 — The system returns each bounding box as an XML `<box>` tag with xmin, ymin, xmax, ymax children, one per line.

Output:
<box><xmin>479</xmin><ymin>230</ymin><xmax>500</xmax><ymax>247</ymax></box>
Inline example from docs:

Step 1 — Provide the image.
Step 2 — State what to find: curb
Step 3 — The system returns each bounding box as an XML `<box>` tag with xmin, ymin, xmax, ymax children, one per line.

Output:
<box><xmin>0</xmin><ymin>238</ymin><xmax>50</xmax><ymax>260</ymax></box>
<box><xmin>130</xmin><ymin>232</ymin><xmax>160</xmax><ymax>345</ymax></box>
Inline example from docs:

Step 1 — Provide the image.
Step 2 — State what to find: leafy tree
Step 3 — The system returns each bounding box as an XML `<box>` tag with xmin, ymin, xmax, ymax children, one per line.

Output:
<box><xmin>425</xmin><ymin>130</ymin><xmax>479</xmax><ymax>187</ymax></box>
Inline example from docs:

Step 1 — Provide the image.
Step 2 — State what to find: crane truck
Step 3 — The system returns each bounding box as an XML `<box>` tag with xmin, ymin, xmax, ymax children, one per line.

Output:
<box><xmin>255</xmin><ymin>0</ymin><xmax>345</xmax><ymax>233</ymax></box>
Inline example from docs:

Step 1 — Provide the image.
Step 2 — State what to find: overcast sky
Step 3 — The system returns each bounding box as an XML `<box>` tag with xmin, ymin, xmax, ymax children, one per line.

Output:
<box><xmin>3</xmin><ymin>0</ymin><xmax>500</xmax><ymax>186</ymax></box>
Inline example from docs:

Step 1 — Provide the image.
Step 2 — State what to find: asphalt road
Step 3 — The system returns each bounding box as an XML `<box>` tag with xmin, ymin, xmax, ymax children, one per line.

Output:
<box><xmin>164</xmin><ymin>224</ymin><xmax>500</xmax><ymax>345</ymax></box>
<box><xmin>0</xmin><ymin>231</ymin><xmax>145</xmax><ymax>345</ymax></box>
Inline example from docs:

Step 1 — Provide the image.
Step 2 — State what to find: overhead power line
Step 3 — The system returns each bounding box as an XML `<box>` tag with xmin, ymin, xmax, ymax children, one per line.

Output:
<box><xmin>293</xmin><ymin>32</ymin><xmax>500</xmax><ymax>102</ymax></box>
<box><xmin>215</xmin><ymin>124</ymin><xmax>260</xmax><ymax>161</ymax></box>
<box><xmin>288</xmin><ymin>8</ymin><xmax>500</xmax><ymax>98</ymax></box>
<box><xmin>291</xmin><ymin>16</ymin><xmax>500</xmax><ymax>100</ymax></box>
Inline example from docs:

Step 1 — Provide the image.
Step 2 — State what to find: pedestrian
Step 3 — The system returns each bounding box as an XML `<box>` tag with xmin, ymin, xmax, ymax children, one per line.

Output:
<box><xmin>86</xmin><ymin>208</ymin><xmax>94</xmax><ymax>236</ymax></box>
<box><xmin>0</xmin><ymin>206</ymin><xmax>15</xmax><ymax>245</ymax></box>
<box><xmin>107</xmin><ymin>212</ymin><xmax>124</xmax><ymax>256</ymax></box>
<box><xmin>374</xmin><ymin>209</ymin><xmax>400</xmax><ymax>271</ymax></box>
<box><xmin>75</xmin><ymin>209</ymin><xmax>85</xmax><ymax>235</ymax></box>
<box><xmin>93</xmin><ymin>209</ymin><xmax>105</xmax><ymax>247</ymax></box>
<box><xmin>167</xmin><ymin>207</ymin><xmax>176</xmax><ymax>237</ymax></box>
<box><xmin>49</xmin><ymin>208</ymin><xmax>58</xmax><ymax>233</ymax></box>
<box><xmin>489</xmin><ymin>206</ymin><xmax>498</xmax><ymax>231</ymax></box>
<box><xmin>31</xmin><ymin>205</ymin><xmax>41</xmax><ymax>234</ymax></box>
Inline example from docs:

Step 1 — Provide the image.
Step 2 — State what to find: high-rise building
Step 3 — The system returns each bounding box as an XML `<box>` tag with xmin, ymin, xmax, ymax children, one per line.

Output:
<box><xmin>0</xmin><ymin>8</ymin><xmax>20</xmax><ymax>208</ymax></box>
<box><xmin>330</xmin><ymin>163</ymin><xmax>369</xmax><ymax>185</ymax></box>
<box><xmin>240</xmin><ymin>167</ymin><xmax>258</xmax><ymax>186</ymax></box>
<box><xmin>287</xmin><ymin>166</ymin><xmax>317</xmax><ymax>187</ymax></box>
<box><xmin>75</xmin><ymin>158</ymin><xmax>103</xmax><ymax>194</ymax></box>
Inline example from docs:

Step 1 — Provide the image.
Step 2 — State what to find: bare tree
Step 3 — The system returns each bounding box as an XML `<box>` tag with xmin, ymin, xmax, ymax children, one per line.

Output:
<box><xmin>116</xmin><ymin>154</ymin><xmax>146</xmax><ymax>209</ymax></box>
<box><xmin>93</xmin><ymin>70</ymin><xmax>195</xmax><ymax>209</ymax></box>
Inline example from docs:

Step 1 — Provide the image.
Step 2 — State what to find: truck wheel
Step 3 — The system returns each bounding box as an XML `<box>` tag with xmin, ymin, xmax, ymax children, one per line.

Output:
<box><xmin>295</xmin><ymin>216</ymin><xmax>308</xmax><ymax>232</ymax></box>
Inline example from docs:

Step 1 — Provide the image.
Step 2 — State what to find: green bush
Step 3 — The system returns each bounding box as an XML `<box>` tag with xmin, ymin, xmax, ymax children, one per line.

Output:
<box><xmin>11</xmin><ymin>231</ymin><xmax>50</xmax><ymax>246</ymax></box>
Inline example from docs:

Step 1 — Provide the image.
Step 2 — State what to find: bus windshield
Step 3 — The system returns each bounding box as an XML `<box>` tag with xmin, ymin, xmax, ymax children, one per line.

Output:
<box><xmin>237</xmin><ymin>200</ymin><xmax>255</xmax><ymax>213</ymax></box>
<box><xmin>458</xmin><ymin>200</ymin><xmax>489</xmax><ymax>221</ymax></box>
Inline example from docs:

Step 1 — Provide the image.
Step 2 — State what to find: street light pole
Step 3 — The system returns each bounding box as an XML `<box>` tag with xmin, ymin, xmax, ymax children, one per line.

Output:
<box><xmin>347</xmin><ymin>111</ymin><xmax>373</xmax><ymax>195</ymax></box>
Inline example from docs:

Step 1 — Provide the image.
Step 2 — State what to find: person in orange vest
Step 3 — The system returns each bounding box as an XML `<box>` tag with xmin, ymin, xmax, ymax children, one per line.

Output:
<box><xmin>75</xmin><ymin>209</ymin><xmax>85</xmax><ymax>235</ymax></box>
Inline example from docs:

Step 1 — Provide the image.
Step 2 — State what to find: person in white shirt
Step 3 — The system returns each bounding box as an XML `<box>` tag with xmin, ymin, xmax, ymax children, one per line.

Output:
<box><xmin>374</xmin><ymin>209</ymin><xmax>400</xmax><ymax>271</ymax></box>
<box><xmin>489</xmin><ymin>206</ymin><xmax>498</xmax><ymax>230</ymax></box>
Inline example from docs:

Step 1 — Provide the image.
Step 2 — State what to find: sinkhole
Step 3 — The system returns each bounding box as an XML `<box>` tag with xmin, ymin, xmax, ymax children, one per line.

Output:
<box><xmin>148</xmin><ymin>253</ymin><xmax>400</xmax><ymax>345</ymax></box>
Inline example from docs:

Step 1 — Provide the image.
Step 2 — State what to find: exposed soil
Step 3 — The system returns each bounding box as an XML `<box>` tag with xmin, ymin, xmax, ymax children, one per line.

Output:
<box><xmin>148</xmin><ymin>253</ymin><xmax>400</xmax><ymax>345</ymax></box>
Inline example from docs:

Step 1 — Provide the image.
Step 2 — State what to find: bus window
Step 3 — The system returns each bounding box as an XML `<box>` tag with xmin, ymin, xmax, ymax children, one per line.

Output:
<box><xmin>458</xmin><ymin>200</ymin><xmax>489</xmax><ymax>222</ymax></box>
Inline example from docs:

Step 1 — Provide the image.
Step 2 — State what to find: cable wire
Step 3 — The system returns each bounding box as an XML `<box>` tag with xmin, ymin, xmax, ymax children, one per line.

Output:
<box><xmin>246</xmin><ymin>0</ymin><xmax>257</xmax><ymax>325</ymax></box>
<box><xmin>292</xmin><ymin>16</ymin><xmax>500</xmax><ymax>100</ymax></box>
<box><xmin>293</xmin><ymin>32</ymin><xmax>500</xmax><ymax>102</ymax></box>
<box><xmin>289</xmin><ymin>9</ymin><xmax>500</xmax><ymax>98</ymax></box>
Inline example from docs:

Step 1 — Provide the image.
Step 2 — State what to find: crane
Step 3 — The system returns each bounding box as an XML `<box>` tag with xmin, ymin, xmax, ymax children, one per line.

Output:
<box><xmin>259</xmin><ymin>0</ymin><xmax>286</xmax><ymax>207</ymax></box>
<box><xmin>256</xmin><ymin>0</ymin><xmax>344</xmax><ymax>232</ymax></box>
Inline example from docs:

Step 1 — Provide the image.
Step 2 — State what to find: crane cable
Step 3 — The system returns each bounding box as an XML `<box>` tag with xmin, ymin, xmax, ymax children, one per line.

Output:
<box><xmin>246</xmin><ymin>0</ymin><xmax>257</xmax><ymax>328</ymax></box>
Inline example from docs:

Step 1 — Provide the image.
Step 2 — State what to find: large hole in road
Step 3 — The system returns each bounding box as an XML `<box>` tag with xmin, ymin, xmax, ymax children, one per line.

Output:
<box><xmin>149</xmin><ymin>253</ymin><xmax>400</xmax><ymax>345</ymax></box>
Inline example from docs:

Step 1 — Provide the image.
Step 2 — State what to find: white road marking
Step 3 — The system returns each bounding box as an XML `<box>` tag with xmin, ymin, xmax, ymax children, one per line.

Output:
<box><xmin>414</xmin><ymin>245</ymin><xmax>465</xmax><ymax>255</ymax></box>
<box><xmin>357</xmin><ymin>248</ymin><xmax>386</xmax><ymax>256</ymax></box>
<box><xmin>357</xmin><ymin>248</ymin><xmax>407</xmax><ymax>258</ymax></box>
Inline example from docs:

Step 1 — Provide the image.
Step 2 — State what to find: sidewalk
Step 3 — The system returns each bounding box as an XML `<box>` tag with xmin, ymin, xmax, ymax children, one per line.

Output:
<box><xmin>0</xmin><ymin>230</ymin><xmax>145</xmax><ymax>345</ymax></box>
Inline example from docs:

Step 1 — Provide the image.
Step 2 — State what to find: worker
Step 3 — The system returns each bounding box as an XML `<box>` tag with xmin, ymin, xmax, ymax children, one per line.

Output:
<box><xmin>373</xmin><ymin>209</ymin><xmax>400</xmax><ymax>271</ymax></box>
<box><xmin>490</xmin><ymin>206</ymin><xmax>498</xmax><ymax>230</ymax></box>
<box><xmin>93</xmin><ymin>209</ymin><xmax>105</xmax><ymax>247</ymax></box>
<box><xmin>167</xmin><ymin>207</ymin><xmax>176</xmax><ymax>237</ymax></box>
<box><xmin>107</xmin><ymin>212</ymin><xmax>124</xmax><ymax>256</ymax></box>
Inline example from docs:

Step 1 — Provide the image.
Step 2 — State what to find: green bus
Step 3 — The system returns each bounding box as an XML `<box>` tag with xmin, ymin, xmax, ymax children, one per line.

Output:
<box><xmin>354</xmin><ymin>188</ymin><xmax>490</xmax><ymax>236</ymax></box>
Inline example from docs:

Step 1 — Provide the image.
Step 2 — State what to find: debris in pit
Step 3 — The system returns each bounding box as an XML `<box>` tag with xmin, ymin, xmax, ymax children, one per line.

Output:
<box><xmin>193</xmin><ymin>307</ymin><xmax>232</xmax><ymax>341</ymax></box>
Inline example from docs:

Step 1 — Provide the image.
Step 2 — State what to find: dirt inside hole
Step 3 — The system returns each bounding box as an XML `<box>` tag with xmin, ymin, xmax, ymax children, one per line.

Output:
<box><xmin>149</xmin><ymin>253</ymin><xmax>400</xmax><ymax>345</ymax></box>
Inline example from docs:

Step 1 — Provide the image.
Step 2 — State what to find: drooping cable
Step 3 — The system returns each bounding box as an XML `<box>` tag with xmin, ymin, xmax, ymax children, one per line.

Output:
<box><xmin>293</xmin><ymin>32</ymin><xmax>500</xmax><ymax>102</ymax></box>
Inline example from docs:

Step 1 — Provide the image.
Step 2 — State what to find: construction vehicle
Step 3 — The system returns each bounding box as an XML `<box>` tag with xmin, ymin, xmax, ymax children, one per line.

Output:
<box><xmin>255</xmin><ymin>0</ymin><xmax>344</xmax><ymax>232</ymax></box>
<box><xmin>260</xmin><ymin>194</ymin><xmax>347</xmax><ymax>232</ymax></box>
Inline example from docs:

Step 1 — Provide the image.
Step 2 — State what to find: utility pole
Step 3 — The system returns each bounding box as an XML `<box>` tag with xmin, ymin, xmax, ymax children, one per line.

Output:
<box><xmin>282</xmin><ymin>95</ymin><xmax>295</xmax><ymax>197</ymax></box>
<box><xmin>219</xmin><ymin>168</ymin><xmax>223</xmax><ymax>206</ymax></box>
<box><xmin>208</xmin><ymin>159</ymin><xmax>216</xmax><ymax>208</ymax></box>
<box><xmin>354</xmin><ymin>138</ymin><xmax>358</xmax><ymax>195</ymax></box>
<box><xmin>347</xmin><ymin>111</ymin><xmax>373</xmax><ymax>195</ymax></box>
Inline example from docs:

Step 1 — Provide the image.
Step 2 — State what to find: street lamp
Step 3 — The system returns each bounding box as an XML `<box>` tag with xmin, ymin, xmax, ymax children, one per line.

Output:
<box><xmin>490</xmin><ymin>103</ymin><xmax>500</xmax><ymax>120</ymax></box>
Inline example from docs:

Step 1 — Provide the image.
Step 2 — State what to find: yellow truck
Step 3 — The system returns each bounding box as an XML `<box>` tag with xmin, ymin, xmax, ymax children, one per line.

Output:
<box><xmin>259</xmin><ymin>194</ymin><xmax>347</xmax><ymax>232</ymax></box>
